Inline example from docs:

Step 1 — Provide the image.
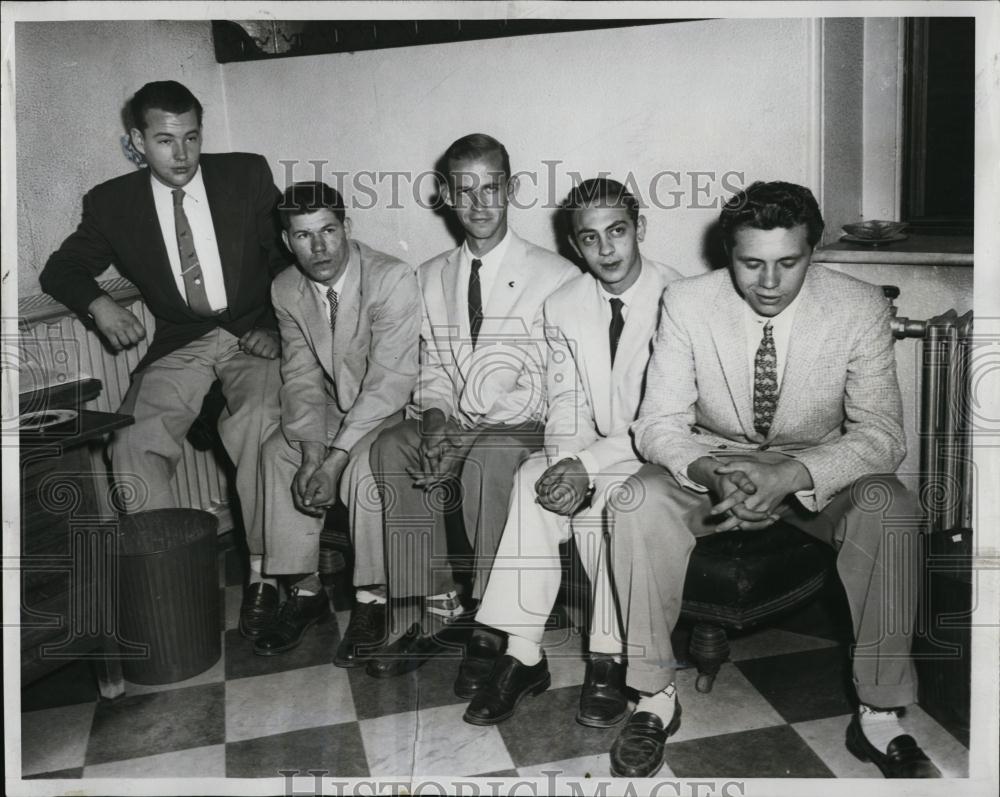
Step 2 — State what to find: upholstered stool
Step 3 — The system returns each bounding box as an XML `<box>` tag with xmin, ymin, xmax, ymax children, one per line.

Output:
<box><xmin>680</xmin><ymin>521</ymin><xmax>835</xmax><ymax>693</ymax></box>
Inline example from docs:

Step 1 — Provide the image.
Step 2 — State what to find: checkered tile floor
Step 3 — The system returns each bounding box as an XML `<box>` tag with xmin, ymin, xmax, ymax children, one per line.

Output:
<box><xmin>20</xmin><ymin>545</ymin><xmax>970</xmax><ymax>781</ymax></box>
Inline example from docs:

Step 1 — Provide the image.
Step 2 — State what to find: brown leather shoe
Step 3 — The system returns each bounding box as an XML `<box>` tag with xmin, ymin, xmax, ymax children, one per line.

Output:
<box><xmin>609</xmin><ymin>703</ymin><xmax>682</xmax><ymax>778</ymax></box>
<box><xmin>463</xmin><ymin>654</ymin><xmax>550</xmax><ymax>726</ymax></box>
<box><xmin>576</xmin><ymin>654</ymin><xmax>628</xmax><ymax>728</ymax></box>
<box><xmin>846</xmin><ymin>713</ymin><xmax>942</xmax><ymax>777</ymax></box>
<box><xmin>239</xmin><ymin>583</ymin><xmax>279</xmax><ymax>639</ymax></box>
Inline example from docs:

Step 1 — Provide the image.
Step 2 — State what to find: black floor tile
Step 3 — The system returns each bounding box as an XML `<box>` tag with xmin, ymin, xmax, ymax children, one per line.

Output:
<box><xmin>225</xmin><ymin>612</ymin><xmax>340</xmax><ymax>680</ymax></box>
<box><xmin>21</xmin><ymin>659</ymin><xmax>99</xmax><ymax>711</ymax></box>
<box><xmin>24</xmin><ymin>767</ymin><xmax>84</xmax><ymax>779</ymax></box>
<box><xmin>663</xmin><ymin>724</ymin><xmax>834</xmax><ymax>778</ymax></box>
<box><xmin>85</xmin><ymin>682</ymin><xmax>225</xmax><ymax>766</ymax></box>
<box><xmin>226</xmin><ymin>722</ymin><xmax>369</xmax><ymax>778</ymax></box>
<box><xmin>475</xmin><ymin>769</ymin><xmax>520</xmax><ymax>777</ymax></box>
<box><xmin>771</xmin><ymin>584</ymin><xmax>852</xmax><ymax>643</ymax></box>
<box><xmin>734</xmin><ymin>645</ymin><xmax>854</xmax><ymax>723</ymax></box>
<box><xmin>347</xmin><ymin>666</ymin><xmax>420</xmax><ymax>721</ymax></box>
<box><xmin>496</xmin><ymin>685</ymin><xmax>620</xmax><ymax>768</ymax></box>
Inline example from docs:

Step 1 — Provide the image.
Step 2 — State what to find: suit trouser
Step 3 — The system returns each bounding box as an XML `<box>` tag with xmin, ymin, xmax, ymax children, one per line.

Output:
<box><xmin>111</xmin><ymin>329</ymin><xmax>281</xmax><ymax>556</ymax></box>
<box><xmin>611</xmin><ymin>463</ymin><xmax>921</xmax><ymax>705</ymax></box>
<box><xmin>476</xmin><ymin>452</ymin><xmax>644</xmax><ymax>655</ymax></box>
<box><xmin>370</xmin><ymin>418</ymin><xmax>543</xmax><ymax>600</ymax></box>
<box><xmin>260</xmin><ymin>412</ymin><xmax>403</xmax><ymax>578</ymax></box>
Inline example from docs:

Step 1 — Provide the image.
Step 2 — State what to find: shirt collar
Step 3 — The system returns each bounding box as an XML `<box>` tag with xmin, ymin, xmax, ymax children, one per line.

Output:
<box><xmin>597</xmin><ymin>257</ymin><xmax>644</xmax><ymax>308</ymax></box>
<box><xmin>461</xmin><ymin>228</ymin><xmax>512</xmax><ymax>272</ymax></box>
<box><xmin>150</xmin><ymin>166</ymin><xmax>207</xmax><ymax>204</ymax></box>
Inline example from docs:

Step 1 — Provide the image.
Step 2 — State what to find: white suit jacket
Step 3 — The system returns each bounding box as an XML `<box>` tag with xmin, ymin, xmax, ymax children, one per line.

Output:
<box><xmin>544</xmin><ymin>257</ymin><xmax>682</xmax><ymax>474</ymax></box>
<box><xmin>273</xmin><ymin>239</ymin><xmax>421</xmax><ymax>453</ymax></box>
<box><xmin>411</xmin><ymin>230</ymin><xmax>577</xmax><ymax>427</ymax></box>
<box><xmin>633</xmin><ymin>264</ymin><xmax>906</xmax><ymax>510</ymax></box>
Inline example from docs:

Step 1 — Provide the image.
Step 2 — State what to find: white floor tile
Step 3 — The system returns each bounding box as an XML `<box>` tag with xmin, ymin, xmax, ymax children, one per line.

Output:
<box><xmin>21</xmin><ymin>702</ymin><xmax>96</xmax><ymax>776</ymax></box>
<box><xmin>225</xmin><ymin>663</ymin><xmax>356</xmax><ymax>743</ymax></box>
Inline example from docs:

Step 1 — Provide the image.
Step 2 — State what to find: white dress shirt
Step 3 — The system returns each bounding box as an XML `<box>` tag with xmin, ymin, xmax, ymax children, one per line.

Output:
<box><xmin>309</xmin><ymin>244</ymin><xmax>353</xmax><ymax>322</ymax></box>
<box><xmin>457</xmin><ymin>228</ymin><xmax>512</xmax><ymax>329</ymax></box>
<box><xmin>150</xmin><ymin>168</ymin><xmax>228</xmax><ymax>312</ymax></box>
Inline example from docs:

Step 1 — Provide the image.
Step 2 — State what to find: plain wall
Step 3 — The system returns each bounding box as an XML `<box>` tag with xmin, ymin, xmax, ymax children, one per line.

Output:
<box><xmin>221</xmin><ymin>17</ymin><xmax>815</xmax><ymax>273</ymax></box>
<box><xmin>14</xmin><ymin>21</ymin><xmax>228</xmax><ymax>295</ymax></box>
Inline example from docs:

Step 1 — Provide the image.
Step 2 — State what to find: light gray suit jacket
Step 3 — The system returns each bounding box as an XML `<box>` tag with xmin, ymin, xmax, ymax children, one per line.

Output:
<box><xmin>544</xmin><ymin>257</ymin><xmax>682</xmax><ymax>471</ymax></box>
<box><xmin>273</xmin><ymin>239</ymin><xmax>421</xmax><ymax>453</ymax></box>
<box><xmin>411</xmin><ymin>230</ymin><xmax>577</xmax><ymax>427</ymax></box>
<box><xmin>633</xmin><ymin>264</ymin><xmax>905</xmax><ymax>510</ymax></box>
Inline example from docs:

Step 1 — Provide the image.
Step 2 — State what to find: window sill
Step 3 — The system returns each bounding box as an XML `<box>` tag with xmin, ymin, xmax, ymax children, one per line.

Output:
<box><xmin>813</xmin><ymin>234</ymin><xmax>972</xmax><ymax>267</ymax></box>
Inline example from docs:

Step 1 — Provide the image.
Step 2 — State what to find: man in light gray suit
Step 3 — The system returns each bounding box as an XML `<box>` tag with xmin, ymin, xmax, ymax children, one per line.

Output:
<box><xmin>252</xmin><ymin>182</ymin><xmax>421</xmax><ymax>662</ymax></box>
<box><xmin>366</xmin><ymin>134</ymin><xmax>577</xmax><ymax>678</ymax></box>
<box><xmin>608</xmin><ymin>181</ymin><xmax>940</xmax><ymax>779</ymax></box>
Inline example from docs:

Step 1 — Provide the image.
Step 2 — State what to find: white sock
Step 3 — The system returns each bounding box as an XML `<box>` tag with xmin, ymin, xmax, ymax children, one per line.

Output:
<box><xmin>356</xmin><ymin>587</ymin><xmax>387</xmax><ymax>605</ymax></box>
<box><xmin>859</xmin><ymin>704</ymin><xmax>907</xmax><ymax>753</ymax></box>
<box><xmin>506</xmin><ymin>634</ymin><xmax>542</xmax><ymax>666</ymax></box>
<box><xmin>248</xmin><ymin>556</ymin><xmax>277</xmax><ymax>588</ymax></box>
<box><xmin>636</xmin><ymin>683</ymin><xmax>677</xmax><ymax>725</ymax></box>
<box><xmin>292</xmin><ymin>573</ymin><xmax>322</xmax><ymax>596</ymax></box>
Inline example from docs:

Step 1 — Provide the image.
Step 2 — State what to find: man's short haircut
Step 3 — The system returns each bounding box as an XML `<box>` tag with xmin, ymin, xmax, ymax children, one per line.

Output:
<box><xmin>719</xmin><ymin>181</ymin><xmax>825</xmax><ymax>249</ymax></box>
<box><xmin>443</xmin><ymin>133</ymin><xmax>511</xmax><ymax>180</ymax></box>
<box><xmin>128</xmin><ymin>81</ymin><xmax>203</xmax><ymax>131</ymax></box>
<box><xmin>279</xmin><ymin>182</ymin><xmax>346</xmax><ymax>229</ymax></box>
<box><xmin>563</xmin><ymin>178</ymin><xmax>641</xmax><ymax>229</ymax></box>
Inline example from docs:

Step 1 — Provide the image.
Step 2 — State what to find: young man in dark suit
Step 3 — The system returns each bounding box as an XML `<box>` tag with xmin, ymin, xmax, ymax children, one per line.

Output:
<box><xmin>40</xmin><ymin>80</ymin><xmax>289</xmax><ymax>634</ymax></box>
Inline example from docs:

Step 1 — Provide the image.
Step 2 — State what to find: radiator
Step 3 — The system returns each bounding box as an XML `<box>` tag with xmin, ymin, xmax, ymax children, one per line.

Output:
<box><xmin>18</xmin><ymin>279</ymin><xmax>235</xmax><ymax>530</ymax></box>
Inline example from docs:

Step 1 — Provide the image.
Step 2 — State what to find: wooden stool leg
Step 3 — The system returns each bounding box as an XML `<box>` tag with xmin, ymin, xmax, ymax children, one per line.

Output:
<box><xmin>689</xmin><ymin>622</ymin><xmax>730</xmax><ymax>693</ymax></box>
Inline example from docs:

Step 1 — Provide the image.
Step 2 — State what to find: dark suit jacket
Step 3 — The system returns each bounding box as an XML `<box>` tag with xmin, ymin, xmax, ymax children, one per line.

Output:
<box><xmin>40</xmin><ymin>152</ymin><xmax>290</xmax><ymax>371</ymax></box>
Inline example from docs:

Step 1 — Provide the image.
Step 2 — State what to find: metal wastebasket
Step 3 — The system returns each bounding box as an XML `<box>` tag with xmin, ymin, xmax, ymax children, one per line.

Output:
<box><xmin>116</xmin><ymin>509</ymin><xmax>221</xmax><ymax>684</ymax></box>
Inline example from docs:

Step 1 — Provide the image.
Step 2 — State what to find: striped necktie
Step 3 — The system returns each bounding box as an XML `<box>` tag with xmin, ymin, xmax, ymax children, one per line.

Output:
<box><xmin>327</xmin><ymin>286</ymin><xmax>339</xmax><ymax>335</ymax></box>
<box><xmin>171</xmin><ymin>189</ymin><xmax>215</xmax><ymax>317</ymax></box>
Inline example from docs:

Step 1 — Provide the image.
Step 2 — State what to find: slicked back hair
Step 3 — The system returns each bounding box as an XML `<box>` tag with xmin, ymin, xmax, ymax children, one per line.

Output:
<box><xmin>719</xmin><ymin>181</ymin><xmax>825</xmax><ymax>250</ymax></box>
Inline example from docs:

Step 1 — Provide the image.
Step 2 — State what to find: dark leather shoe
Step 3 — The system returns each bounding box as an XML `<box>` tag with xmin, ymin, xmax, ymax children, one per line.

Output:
<box><xmin>845</xmin><ymin>713</ymin><xmax>942</xmax><ymax>777</ymax></box>
<box><xmin>252</xmin><ymin>589</ymin><xmax>331</xmax><ymax>656</ymax></box>
<box><xmin>609</xmin><ymin>703</ymin><xmax>682</xmax><ymax>778</ymax></box>
<box><xmin>577</xmin><ymin>654</ymin><xmax>628</xmax><ymax>728</ymax></box>
<box><xmin>334</xmin><ymin>601</ymin><xmax>387</xmax><ymax>668</ymax></box>
<box><xmin>454</xmin><ymin>628</ymin><xmax>505</xmax><ymax>699</ymax></box>
<box><xmin>365</xmin><ymin>623</ymin><xmax>446</xmax><ymax>679</ymax></box>
<box><xmin>463</xmin><ymin>654</ymin><xmax>551</xmax><ymax>726</ymax></box>
<box><xmin>239</xmin><ymin>582</ymin><xmax>279</xmax><ymax>639</ymax></box>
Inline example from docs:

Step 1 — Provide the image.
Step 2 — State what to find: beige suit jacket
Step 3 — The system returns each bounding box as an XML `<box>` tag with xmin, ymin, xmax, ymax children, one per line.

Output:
<box><xmin>633</xmin><ymin>264</ymin><xmax>906</xmax><ymax>510</ymax></box>
<box><xmin>411</xmin><ymin>230</ymin><xmax>577</xmax><ymax>427</ymax></box>
<box><xmin>544</xmin><ymin>257</ymin><xmax>682</xmax><ymax>472</ymax></box>
<box><xmin>273</xmin><ymin>239</ymin><xmax>421</xmax><ymax>453</ymax></box>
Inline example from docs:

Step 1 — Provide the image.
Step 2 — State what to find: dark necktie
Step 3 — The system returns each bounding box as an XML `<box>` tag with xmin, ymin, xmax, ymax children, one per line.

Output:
<box><xmin>327</xmin><ymin>286</ymin><xmax>339</xmax><ymax>335</ymax></box>
<box><xmin>609</xmin><ymin>298</ymin><xmax>625</xmax><ymax>366</ymax></box>
<box><xmin>753</xmin><ymin>321</ymin><xmax>778</xmax><ymax>437</ymax></box>
<box><xmin>171</xmin><ymin>189</ymin><xmax>215</xmax><ymax>317</ymax></box>
<box><xmin>468</xmin><ymin>258</ymin><xmax>484</xmax><ymax>347</ymax></box>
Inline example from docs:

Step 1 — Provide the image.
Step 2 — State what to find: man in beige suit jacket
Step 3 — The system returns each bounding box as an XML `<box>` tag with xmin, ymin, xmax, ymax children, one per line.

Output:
<box><xmin>460</xmin><ymin>179</ymin><xmax>681</xmax><ymax>738</ymax></box>
<box><xmin>251</xmin><ymin>182</ymin><xmax>421</xmax><ymax>662</ymax></box>
<box><xmin>366</xmin><ymin>134</ymin><xmax>577</xmax><ymax>678</ymax></box>
<box><xmin>609</xmin><ymin>181</ymin><xmax>939</xmax><ymax>779</ymax></box>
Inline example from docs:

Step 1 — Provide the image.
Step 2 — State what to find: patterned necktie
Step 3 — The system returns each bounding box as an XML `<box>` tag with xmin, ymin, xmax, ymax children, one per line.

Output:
<box><xmin>326</xmin><ymin>286</ymin><xmax>339</xmax><ymax>335</ymax></box>
<box><xmin>753</xmin><ymin>321</ymin><xmax>778</xmax><ymax>437</ymax></box>
<box><xmin>171</xmin><ymin>189</ymin><xmax>215</xmax><ymax>317</ymax></box>
<box><xmin>468</xmin><ymin>258</ymin><xmax>484</xmax><ymax>347</ymax></box>
<box><xmin>609</xmin><ymin>298</ymin><xmax>625</xmax><ymax>366</ymax></box>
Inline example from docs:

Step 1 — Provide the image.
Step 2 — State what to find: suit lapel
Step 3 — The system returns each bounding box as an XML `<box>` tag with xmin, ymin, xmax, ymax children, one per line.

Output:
<box><xmin>481</xmin><ymin>233</ymin><xmax>531</xmax><ymax>331</ymax></box>
<box><xmin>298</xmin><ymin>271</ymin><xmax>334</xmax><ymax>381</ymax></box>
<box><xmin>611</xmin><ymin>259</ymin><xmax>660</xmax><ymax>382</ymax></box>
<box><xmin>132</xmin><ymin>174</ymin><xmax>187</xmax><ymax>309</ymax></box>
<box><xmin>710</xmin><ymin>276</ymin><xmax>755</xmax><ymax>436</ymax></box>
<box><xmin>201</xmin><ymin>156</ymin><xmax>246</xmax><ymax>305</ymax></box>
<box><xmin>576</xmin><ymin>279</ymin><xmax>612</xmax><ymax>430</ymax></box>
<box><xmin>440</xmin><ymin>247</ymin><xmax>465</xmax><ymax>359</ymax></box>
<box><xmin>769</xmin><ymin>271</ymin><xmax>826</xmax><ymax>438</ymax></box>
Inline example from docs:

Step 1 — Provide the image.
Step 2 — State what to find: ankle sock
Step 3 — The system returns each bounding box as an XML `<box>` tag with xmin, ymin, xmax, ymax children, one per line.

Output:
<box><xmin>636</xmin><ymin>683</ymin><xmax>677</xmax><ymax>725</ymax></box>
<box><xmin>859</xmin><ymin>704</ymin><xmax>906</xmax><ymax>753</ymax></box>
<box><xmin>248</xmin><ymin>556</ymin><xmax>278</xmax><ymax>588</ymax></box>
<box><xmin>356</xmin><ymin>586</ymin><xmax>387</xmax><ymax>605</ymax></box>
<box><xmin>506</xmin><ymin>634</ymin><xmax>542</xmax><ymax>666</ymax></box>
<box><xmin>292</xmin><ymin>573</ymin><xmax>322</xmax><ymax>596</ymax></box>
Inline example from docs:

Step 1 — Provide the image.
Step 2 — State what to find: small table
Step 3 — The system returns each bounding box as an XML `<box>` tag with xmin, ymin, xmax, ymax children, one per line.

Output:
<box><xmin>19</xmin><ymin>380</ymin><xmax>134</xmax><ymax>698</ymax></box>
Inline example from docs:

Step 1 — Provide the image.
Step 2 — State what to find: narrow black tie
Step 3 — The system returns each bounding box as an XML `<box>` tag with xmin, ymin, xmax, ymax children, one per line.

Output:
<box><xmin>468</xmin><ymin>258</ymin><xmax>484</xmax><ymax>347</ymax></box>
<box><xmin>609</xmin><ymin>298</ymin><xmax>625</xmax><ymax>366</ymax></box>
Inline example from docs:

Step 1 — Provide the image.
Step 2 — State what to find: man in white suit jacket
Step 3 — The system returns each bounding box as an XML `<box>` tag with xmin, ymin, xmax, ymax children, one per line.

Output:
<box><xmin>462</xmin><ymin>179</ymin><xmax>681</xmax><ymax>736</ymax></box>
<box><xmin>367</xmin><ymin>134</ymin><xmax>577</xmax><ymax>678</ymax></box>
<box><xmin>611</xmin><ymin>181</ymin><xmax>939</xmax><ymax>779</ymax></box>
<box><xmin>252</xmin><ymin>182</ymin><xmax>421</xmax><ymax>663</ymax></box>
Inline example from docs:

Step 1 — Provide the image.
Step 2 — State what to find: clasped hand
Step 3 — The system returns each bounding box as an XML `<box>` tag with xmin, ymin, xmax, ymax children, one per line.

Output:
<box><xmin>534</xmin><ymin>457</ymin><xmax>591</xmax><ymax>517</ymax></box>
<box><xmin>408</xmin><ymin>412</ymin><xmax>471</xmax><ymax>489</ymax></box>
<box><xmin>293</xmin><ymin>444</ymin><xmax>349</xmax><ymax>517</ymax></box>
